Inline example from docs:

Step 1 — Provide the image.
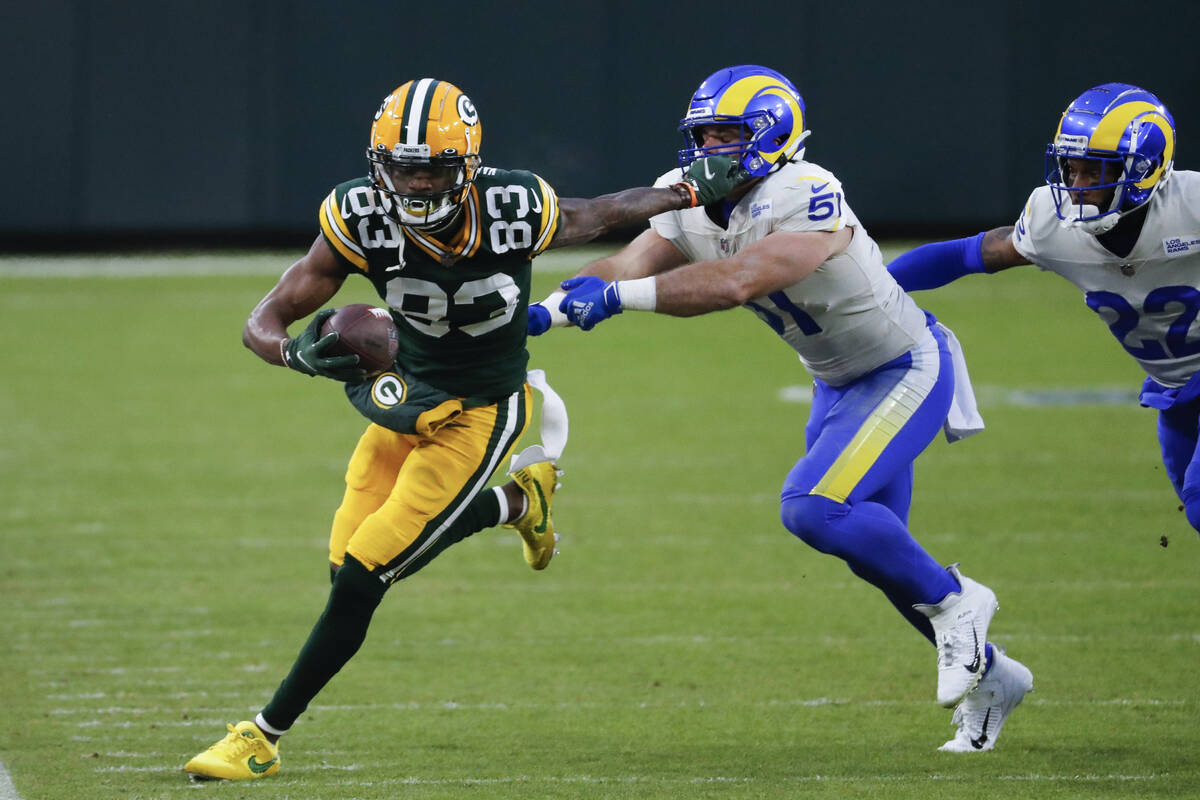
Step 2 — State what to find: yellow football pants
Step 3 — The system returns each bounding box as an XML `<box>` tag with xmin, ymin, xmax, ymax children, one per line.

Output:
<box><xmin>330</xmin><ymin>385</ymin><xmax>531</xmax><ymax>582</ymax></box>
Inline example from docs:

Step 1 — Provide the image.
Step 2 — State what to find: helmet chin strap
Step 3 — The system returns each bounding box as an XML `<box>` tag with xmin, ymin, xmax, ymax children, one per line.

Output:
<box><xmin>1073</xmin><ymin>210</ymin><xmax>1121</xmax><ymax>235</ymax></box>
<box><xmin>1057</xmin><ymin>195</ymin><xmax>1122</xmax><ymax>235</ymax></box>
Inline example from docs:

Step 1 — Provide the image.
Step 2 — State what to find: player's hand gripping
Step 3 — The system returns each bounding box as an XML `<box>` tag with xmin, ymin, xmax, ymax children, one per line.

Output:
<box><xmin>559</xmin><ymin>276</ymin><xmax>623</xmax><ymax>331</ymax></box>
<box><xmin>672</xmin><ymin>155</ymin><xmax>748</xmax><ymax>207</ymax></box>
<box><xmin>281</xmin><ymin>308</ymin><xmax>367</xmax><ymax>382</ymax></box>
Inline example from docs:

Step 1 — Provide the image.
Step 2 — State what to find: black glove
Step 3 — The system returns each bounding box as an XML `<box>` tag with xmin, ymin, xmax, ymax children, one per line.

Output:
<box><xmin>281</xmin><ymin>309</ymin><xmax>366</xmax><ymax>383</ymax></box>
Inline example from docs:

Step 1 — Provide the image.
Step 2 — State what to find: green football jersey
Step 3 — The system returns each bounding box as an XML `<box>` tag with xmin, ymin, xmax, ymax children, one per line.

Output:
<box><xmin>318</xmin><ymin>167</ymin><xmax>562</xmax><ymax>398</ymax></box>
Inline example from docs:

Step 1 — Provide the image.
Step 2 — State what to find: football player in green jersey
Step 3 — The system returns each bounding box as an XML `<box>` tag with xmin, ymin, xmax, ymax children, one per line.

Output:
<box><xmin>183</xmin><ymin>77</ymin><xmax>744</xmax><ymax>781</ymax></box>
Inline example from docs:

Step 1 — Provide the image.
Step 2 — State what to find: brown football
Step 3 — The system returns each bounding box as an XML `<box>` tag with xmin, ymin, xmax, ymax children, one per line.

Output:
<box><xmin>319</xmin><ymin>304</ymin><xmax>399</xmax><ymax>374</ymax></box>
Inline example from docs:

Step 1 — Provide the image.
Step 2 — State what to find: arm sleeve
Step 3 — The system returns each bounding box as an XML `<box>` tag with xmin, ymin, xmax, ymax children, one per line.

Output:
<box><xmin>886</xmin><ymin>232</ymin><xmax>987</xmax><ymax>291</ymax></box>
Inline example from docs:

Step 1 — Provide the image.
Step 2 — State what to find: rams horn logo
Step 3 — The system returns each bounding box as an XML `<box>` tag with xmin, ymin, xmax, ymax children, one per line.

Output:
<box><xmin>456</xmin><ymin>94</ymin><xmax>478</xmax><ymax>125</ymax></box>
<box><xmin>371</xmin><ymin>373</ymin><xmax>407</xmax><ymax>408</ymax></box>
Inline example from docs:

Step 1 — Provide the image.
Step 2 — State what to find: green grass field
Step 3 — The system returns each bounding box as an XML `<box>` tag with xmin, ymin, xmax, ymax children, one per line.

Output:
<box><xmin>2</xmin><ymin>245</ymin><xmax>1198</xmax><ymax>799</ymax></box>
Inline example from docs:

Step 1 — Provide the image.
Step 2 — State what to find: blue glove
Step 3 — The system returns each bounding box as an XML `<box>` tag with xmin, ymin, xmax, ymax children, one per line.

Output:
<box><xmin>527</xmin><ymin>303</ymin><xmax>552</xmax><ymax>336</ymax></box>
<box><xmin>560</xmin><ymin>276</ymin><xmax>623</xmax><ymax>331</ymax></box>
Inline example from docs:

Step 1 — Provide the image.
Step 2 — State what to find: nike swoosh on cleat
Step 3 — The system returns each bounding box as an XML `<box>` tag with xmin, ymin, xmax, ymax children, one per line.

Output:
<box><xmin>965</xmin><ymin>629</ymin><xmax>982</xmax><ymax>673</ymax></box>
<box><xmin>247</xmin><ymin>755</ymin><xmax>277</xmax><ymax>774</ymax></box>
<box><xmin>970</xmin><ymin>708</ymin><xmax>992</xmax><ymax>749</ymax></box>
<box><xmin>531</xmin><ymin>481</ymin><xmax>549</xmax><ymax>534</ymax></box>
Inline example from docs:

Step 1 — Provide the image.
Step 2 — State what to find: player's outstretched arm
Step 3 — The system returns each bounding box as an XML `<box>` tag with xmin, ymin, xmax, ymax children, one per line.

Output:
<box><xmin>528</xmin><ymin>157</ymin><xmax>746</xmax><ymax>334</ymax></box>
<box><xmin>887</xmin><ymin>226</ymin><xmax>1029</xmax><ymax>291</ymax></box>
<box><xmin>528</xmin><ymin>230</ymin><xmax>688</xmax><ymax>335</ymax></box>
<box><xmin>549</xmin><ymin>155</ymin><xmax>746</xmax><ymax>249</ymax></box>
<box><xmin>243</xmin><ymin>236</ymin><xmax>363</xmax><ymax>381</ymax></box>
<box><xmin>559</xmin><ymin>228</ymin><xmax>851</xmax><ymax>330</ymax></box>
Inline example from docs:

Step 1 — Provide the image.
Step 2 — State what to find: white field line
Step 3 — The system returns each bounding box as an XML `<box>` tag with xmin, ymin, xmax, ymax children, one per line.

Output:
<box><xmin>0</xmin><ymin>762</ymin><xmax>22</xmax><ymax>800</ymax></box>
<box><xmin>91</xmin><ymin>768</ymin><xmax>1170</xmax><ymax>785</ymax></box>
<box><xmin>62</xmin><ymin>695</ymin><xmax>1187</xmax><ymax>727</ymax></box>
<box><xmin>318</xmin><ymin>772</ymin><xmax>1167</xmax><ymax>785</ymax></box>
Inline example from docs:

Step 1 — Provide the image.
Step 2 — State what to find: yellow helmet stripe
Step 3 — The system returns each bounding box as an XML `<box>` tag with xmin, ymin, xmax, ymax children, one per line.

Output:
<box><xmin>757</xmin><ymin>88</ymin><xmax>803</xmax><ymax>160</ymax></box>
<box><xmin>1090</xmin><ymin>101</ymin><xmax>1163</xmax><ymax>151</ymax></box>
<box><xmin>318</xmin><ymin>190</ymin><xmax>367</xmax><ymax>272</ymax></box>
<box><xmin>713</xmin><ymin>75</ymin><xmax>780</xmax><ymax>116</ymax></box>
<box><xmin>1134</xmin><ymin>111</ymin><xmax>1175</xmax><ymax>189</ymax></box>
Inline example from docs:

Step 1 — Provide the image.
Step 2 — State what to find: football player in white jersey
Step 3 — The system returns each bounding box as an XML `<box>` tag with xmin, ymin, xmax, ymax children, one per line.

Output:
<box><xmin>529</xmin><ymin>65</ymin><xmax>1032</xmax><ymax>752</ymax></box>
<box><xmin>888</xmin><ymin>83</ymin><xmax>1200</xmax><ymax>538</ymax></box>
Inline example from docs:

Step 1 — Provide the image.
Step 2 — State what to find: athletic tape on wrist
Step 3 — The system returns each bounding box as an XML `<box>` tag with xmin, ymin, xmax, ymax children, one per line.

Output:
<box><xmin>615</xmin><ymin>277</ymin><xmax>657</xmax><ymax>312</ymax></box>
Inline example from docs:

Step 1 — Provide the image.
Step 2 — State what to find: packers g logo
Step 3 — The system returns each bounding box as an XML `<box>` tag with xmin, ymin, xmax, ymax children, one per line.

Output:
<box><xmin>457</xmin><ymin>94</ymin><xmax>478</xmax><ymax>125</ymax></box>
<box><xmin>371</xmin><ymin>373</ymin><xmax>408</xmax><ymax>408</ymax></box>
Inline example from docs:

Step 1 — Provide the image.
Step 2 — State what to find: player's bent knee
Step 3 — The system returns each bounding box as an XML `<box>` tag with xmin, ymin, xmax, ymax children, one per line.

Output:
<box><xmin>328</xmin><ymin>555</ymin><xmax>389</xmax><ymax>614</ymax></box>
<box><xmin>779</xmin><ymin>493</ymin><xmax>850</xmax><ymax>554</ymax></box>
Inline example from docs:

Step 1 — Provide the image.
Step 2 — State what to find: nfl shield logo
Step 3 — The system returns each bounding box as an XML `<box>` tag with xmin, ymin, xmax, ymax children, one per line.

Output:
<box><xmin>720</xmin><ymin>237</ymin><xmax>729</xmax><ymax>254</ymax></box>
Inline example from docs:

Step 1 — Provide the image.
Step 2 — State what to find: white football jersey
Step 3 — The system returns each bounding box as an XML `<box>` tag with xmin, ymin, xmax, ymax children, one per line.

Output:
<box><xmin>651</xmin><ymin>160</ymin><xmax>928</xmax><ymax>385</ymax></box>
<box><xmin>1012</xmin><ymin>170</ymin><xmax>1200</xmax><ymax>387</ymax></box>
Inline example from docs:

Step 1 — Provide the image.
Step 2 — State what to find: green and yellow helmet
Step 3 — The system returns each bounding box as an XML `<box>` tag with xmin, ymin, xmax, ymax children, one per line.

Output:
<box><xmin>367</xmin><ymin>78</ymin><xmax>482</xmax><ymax>229</ymax></box>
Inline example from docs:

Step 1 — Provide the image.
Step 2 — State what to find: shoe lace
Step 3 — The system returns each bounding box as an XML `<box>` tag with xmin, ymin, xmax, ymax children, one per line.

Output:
<box><xmin>210</xmin><ymin>725</ymin><xmax>258</xmax><ymax>758</ymax></box>
<box><xmin>937</xmin><ymin>631</ymin><xmax>962</xmax><ymax>668</ymax></box>
<box><xmin>936</xmin><ymin>612</ymin><xmax>979</xmax><ymax>669</ymax></box>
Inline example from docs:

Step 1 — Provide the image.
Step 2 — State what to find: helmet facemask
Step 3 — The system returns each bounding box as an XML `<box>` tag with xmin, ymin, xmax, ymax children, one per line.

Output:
<box><xmin>368</xmin><ymin>144</ymin><xmax>479</xmax><ymax>230</ymax></box>
<box><xmin>1045</xmin><ymin>147</ymin><xmax>1131</xmax><ymax>234</ymax></box>
<box><xmin>679</xmin><ymin>112</ymin><xmax>811</xmax><ymax>176</ymax></box>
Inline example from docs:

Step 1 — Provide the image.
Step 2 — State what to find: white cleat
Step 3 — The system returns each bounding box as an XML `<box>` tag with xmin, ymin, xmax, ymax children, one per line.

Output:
<box><xmin>914</xmin><ymin>564</ymin><xmax>998</xmax><ymax>707</ymax></box>
<box><xmin>939</xmin><ymin>645</ymin><xmax>1033</xmax><ymax>752</ymax></box>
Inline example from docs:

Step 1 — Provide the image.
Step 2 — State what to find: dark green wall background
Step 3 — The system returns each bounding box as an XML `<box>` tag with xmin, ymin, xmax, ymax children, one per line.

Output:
<box><xmin>6</xmin><ymin>0</ymin><xmax>1198</xmax><ymax>244</ymax></box>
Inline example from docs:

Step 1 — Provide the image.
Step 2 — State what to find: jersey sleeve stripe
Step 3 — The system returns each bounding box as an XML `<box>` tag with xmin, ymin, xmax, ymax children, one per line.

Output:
<box><xmin>531</xmin><ymin>175</ymin><xmax>560</xmax><ymax>256</ymax></box>
<box><xmin>319</xmin><ymin>190</ymin><xmax>368</xmax><ymax>272</ymax></box>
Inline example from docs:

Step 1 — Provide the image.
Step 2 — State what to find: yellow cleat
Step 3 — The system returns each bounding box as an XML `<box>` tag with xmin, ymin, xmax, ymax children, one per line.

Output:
<box><xmin>503</xmin><ymin>461</ymin><xmax>562</xmax><ymax>570</ymax></box>
<box><xmin>183</xmin><ymin>721</ymin><xmax>280</xmax><ymax>781</ymax></box>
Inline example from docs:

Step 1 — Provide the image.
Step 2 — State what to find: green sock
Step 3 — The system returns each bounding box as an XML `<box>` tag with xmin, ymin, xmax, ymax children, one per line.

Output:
<box><xmin>260</xmin><ymin>556</ymin><xmax>387</xmax><ymax>731</ymax></box>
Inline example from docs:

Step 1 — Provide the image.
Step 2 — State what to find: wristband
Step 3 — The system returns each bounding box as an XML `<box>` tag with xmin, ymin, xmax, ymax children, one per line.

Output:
<box><xmin>670</xmin><ymin>182</ymin><xmax>698</xmax><ymax>208</ymax></box>
<box><xmin>614</xmin><ymin>277</ymin><xmax>657</xmax><ymax>312</ymax></box>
